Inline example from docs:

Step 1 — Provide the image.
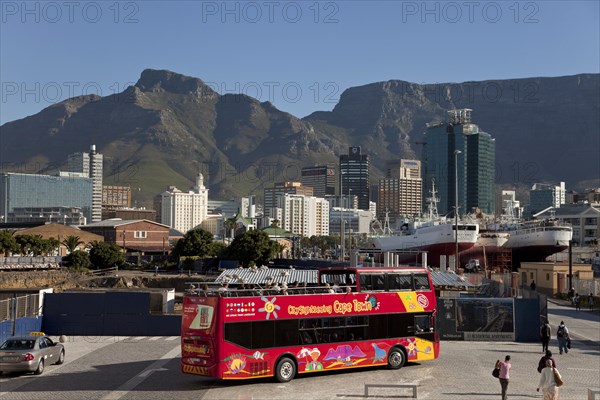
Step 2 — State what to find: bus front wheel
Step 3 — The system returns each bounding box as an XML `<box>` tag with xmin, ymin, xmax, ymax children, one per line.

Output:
<box><xmin>275</xmin><ymin>357</ymin><xmax>296</xmax><ymax>383</ymax></box>
<box><xmin>387</xmin><ymin>347</ymin><xmax>405</xmax><ymax>370</ymax></box>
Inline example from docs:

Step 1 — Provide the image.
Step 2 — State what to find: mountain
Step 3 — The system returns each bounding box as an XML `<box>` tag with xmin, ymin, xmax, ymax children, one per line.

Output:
<box><xmin>305</xmin><ymin>75</ymin><xmax>600</xmax><ymax>188</ymax></box>
<box><xmin>1</xmin><ymin>69</ymin><xmax>598</xmax><ymax>207</ymax></box>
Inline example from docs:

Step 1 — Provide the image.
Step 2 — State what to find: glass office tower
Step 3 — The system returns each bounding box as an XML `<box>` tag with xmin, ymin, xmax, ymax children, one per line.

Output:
<box><xmin>0</xmin><ymin>173</ymin><xmax>93</xmax><ymax>222</ymax></box>
<box><xmin>423</xmin><ymin>109</ymin><xmax>495</xmax><ymax>216</ymax></box>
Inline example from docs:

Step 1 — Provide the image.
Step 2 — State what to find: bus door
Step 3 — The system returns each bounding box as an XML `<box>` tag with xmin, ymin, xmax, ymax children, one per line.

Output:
<box><xmin>181</xmin><ymin>296</ymin><xmax>218</xmax><ymax>376</ymax></box>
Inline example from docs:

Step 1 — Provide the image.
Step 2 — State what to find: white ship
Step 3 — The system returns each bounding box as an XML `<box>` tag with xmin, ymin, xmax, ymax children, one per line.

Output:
<box><xmin>502</xmin><ymin>218</ymin><xmax>572</xmax><ymax>268</ymax></box>
<box><xmin>467</xmin><ymin>202</ymin><xmax>573</xmax><ymax>270</ymax></box>
<box><xmin>367</xmin><ymin>182</ymin><xmax>479</xmax><ymax>268</ymax></box>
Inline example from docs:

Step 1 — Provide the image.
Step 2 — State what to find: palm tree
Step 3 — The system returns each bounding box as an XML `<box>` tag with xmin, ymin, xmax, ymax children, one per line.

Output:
<box><xmin>62</xmin><ymin>235</ymin><xmax>84</xmax><ymax>254</ymax></box>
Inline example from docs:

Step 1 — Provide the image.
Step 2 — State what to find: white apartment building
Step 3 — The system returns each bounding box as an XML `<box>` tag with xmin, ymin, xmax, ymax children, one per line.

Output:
<box><xmin>159</xmin><ymin>172</ymin><xmax>209</xmax><ymax>233</ymax></box>
<box><xmin>329</xmin><ymin>208</ymin><xmax>373</xmax><ymax>236</ymax></box>
<box><xmin>498</xmin><ymin>190</ymin><xmax>522</xmax><ymax>219</ymax></box>
<box><xmin>267</xmin><ymin>194</ymin><xmax>329</xmax><ymax>237</ymax></box>
<box><xmin>67</xmin><ymin>144</ymin><xmax>103</xmax><ymax>222</ymax></box>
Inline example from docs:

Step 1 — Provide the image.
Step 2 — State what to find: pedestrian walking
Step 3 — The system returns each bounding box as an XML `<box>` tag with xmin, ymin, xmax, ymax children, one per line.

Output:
<box><xmin>154</xmin><ymin>264</ymin><xmax>158</xmax><ymax>276</ymax></box>
<box><xmin>567</xmin><ymin>287</ymin><xmax>575</xmax><ymax>304</ymax></box>
<box><xmin>588</xmin><ymin>293</ymin><xmax>595</xmax><ymax>310</ymax></box>
<box><xmin>537</xmin><ymin>359</ymin><xmax>562</xmax><ymax>400</ymax></box>
<box><xmin>497</xmin><ymin>355</ymin><xmax>511</xmax><ymax>400</ymax></box>
<box><xmin>530</xmin><ymin>280</ymin><xmax>537</xmax><ymax>291</ymax></box>
<box><xmin>556</xmin><ymin>321</ymin><xmax>569</xmax><ymax>354</ymax></box>
<box><xmin>574</xmin><ymin>293</ymin><xmax>581</xmax><ymax>310</ymax></box>
<box><xmin>540</xmin><ymin>320</ymin><xmax>551</xmax><ymax>353</ymax></box>
<box><xmin>537</xmin><ymin>350</ymin><xmax>556</xmax><ymax>373</ymax></box>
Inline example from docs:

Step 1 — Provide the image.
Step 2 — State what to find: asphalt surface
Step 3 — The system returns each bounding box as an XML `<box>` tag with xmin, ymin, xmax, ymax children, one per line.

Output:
<box><xmin>0</xmin><ymin>301</ymin><xmax>598</xmax><ymax>400</ymax></box>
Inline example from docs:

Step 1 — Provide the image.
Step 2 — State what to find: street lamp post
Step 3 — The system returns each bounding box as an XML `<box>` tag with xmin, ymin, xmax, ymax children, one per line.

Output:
<box><xmin>454</xmin><ymin>149</ymin><xmax>462</xmax><ymax>271</ymax></box>
<box><xmin>340</xmin><ymin>169</ymin><xmax>344</xmax><ymax>261</ymax></box>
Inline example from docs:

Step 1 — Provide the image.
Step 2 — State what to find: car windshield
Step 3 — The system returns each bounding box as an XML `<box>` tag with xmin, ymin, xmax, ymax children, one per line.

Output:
<box><xmin>0</xmin><ymin>339</ymin><xmax>35</xmax><ymax>350</ymax></box>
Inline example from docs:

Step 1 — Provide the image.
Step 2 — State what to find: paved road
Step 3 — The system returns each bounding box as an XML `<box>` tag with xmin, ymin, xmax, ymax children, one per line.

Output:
<box><xmin>547</xmin><ymin>298</ymin><xmax>600</xmax><ymax>344</ymax></box>
<box><xmin>1</xmin><ymin>305</ymin><xmax>598</xmax><ymax>399</ymax></box>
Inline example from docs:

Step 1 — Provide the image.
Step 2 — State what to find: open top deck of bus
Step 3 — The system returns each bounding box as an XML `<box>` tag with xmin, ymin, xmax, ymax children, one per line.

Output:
<box><xmin>185</xmin><ymin>266</ymin><xmax>434</xmax><ymax>297</ymax></box>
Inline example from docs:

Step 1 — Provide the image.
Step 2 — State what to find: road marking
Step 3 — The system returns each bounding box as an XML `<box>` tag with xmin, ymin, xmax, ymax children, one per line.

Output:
<box><xmin>149</xmin><ymin>337</ymin><xmax>161</xmax><ymax>341</ymax></box>
<box><xmin>139</xmin><ymin>367</ymin><xmax>168</xmax><ymax>377</ymax></box>
<box><xmin>165</xmin><ymin>336</ymin><xmax>179</xmax><ymax>341</ymax></box>
<box><xmin>101</xmin><ymin>344</ymin><xmax>180</xmax><ymax>400</ymax></box>
<box><xmin>131</xmin><ymin>336</ymin><xmax>146</xmax><ymax>341</ymax></box>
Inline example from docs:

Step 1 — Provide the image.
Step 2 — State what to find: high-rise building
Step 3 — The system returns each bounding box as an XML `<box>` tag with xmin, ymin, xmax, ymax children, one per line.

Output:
<box><xmin>530</xmin><ymin>182</ymin><xmax>566</xmax><ymax>214</ymax></box>
<box><xmin>301</xmin><ymin>165</ymin><xmax>336</xmax><ymax>197</ymax></box>
<box><xmin>378</xmin><ymin>159</ymin><xmax>422</xmax><ymax>222</ymax></box>
<box><xmin>340</xmin><ymin>146</ymin><xmax>370</xmax><ymax>210</ymax></box>
<box><xmin>423</xmin><ymin>109</ymin><xmax>495</xmax><ymax>216</ymax></box>
<box><xmin>68</xmin><ymin>144</ymin><xmax>103</xmax><ymax>222</ymax></box>
<box><xmin>263</xmin><ymin>182</ymin><xmax>313</xmax><ymax>210</ymax></box>
<box><xmin>158</xmin><ymin>172</ymin><xmax>209</xmax><ymax>233</ymax></box>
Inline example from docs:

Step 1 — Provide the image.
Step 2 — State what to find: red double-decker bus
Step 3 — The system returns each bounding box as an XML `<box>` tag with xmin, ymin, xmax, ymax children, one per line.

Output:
<box><xmin>181</xmin><ymin>267</ymin><xmax>439</xmax><ymax>382</ymax></box>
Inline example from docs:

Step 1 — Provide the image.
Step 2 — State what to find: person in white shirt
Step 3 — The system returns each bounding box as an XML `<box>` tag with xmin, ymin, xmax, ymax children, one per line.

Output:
<box><xmin>537</xmin><ymin>359</ymin><xmax>561</xmax><ymax>400</ymax></box>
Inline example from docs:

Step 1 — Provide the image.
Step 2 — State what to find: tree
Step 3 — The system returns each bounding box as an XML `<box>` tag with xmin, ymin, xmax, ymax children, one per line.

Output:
<box><xmin>62</xmin><ymin>235</ymin><xmax>84</xmax><ymax>254</ymax></box>
<box><xmin>62</xmin><ymin>250</ymin><xmax>90</xmax><ymax>270</ymax></box>
<box><xmin>207</xmin><ymin>241</ymin><xmax>227</xmax><ymax>257</ymax></box>
<box><xmin>89</xmin><ymin>241</ymin><xmax>125</xmax><ymax>268</ymax></box>
<box><xmin>0</xmin><ymin>230</ymin><xmax>17</xmax><ymax>256</ymax></box>
<box><xmin>15</xmin><ymin>234</ymin><xmax>45</xmax><ymax>256</ymax></box>
<box><xmin>172</xmin><ymin>229</ymin><xmax>214</xmax><ymax>258</ymax></box>
<box><xmin>224</xmin><ymin>218</ymin><xmax>237</xmax><ymax>239</ymax></box>
<box><xmin>225</xmin><ymin>230</ymin><xmax>280</xmax><ymax>267</ymax></box>
<box><xmin>42</xmin><ymin>237</ymin><xmax>60</xmax><ymax>256</ymax></box>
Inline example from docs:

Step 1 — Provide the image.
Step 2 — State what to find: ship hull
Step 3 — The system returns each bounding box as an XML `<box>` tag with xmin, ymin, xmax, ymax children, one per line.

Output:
<box><xmin>510</xmin><ymin>244</ymin><xmax>569</xmax><ymax>268</ymax></box>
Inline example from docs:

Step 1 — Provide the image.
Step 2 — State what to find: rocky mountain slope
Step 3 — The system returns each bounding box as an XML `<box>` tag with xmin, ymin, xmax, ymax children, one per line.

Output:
<box><xmin>1</xmin><ymin>69</ymin><xmax>598</xmax><ymax>206</ymax></box>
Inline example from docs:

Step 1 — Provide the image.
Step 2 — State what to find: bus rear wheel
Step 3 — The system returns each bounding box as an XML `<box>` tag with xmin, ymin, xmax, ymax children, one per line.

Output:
<box><xmin>275</xmin><ymin>357</ymin><xmax>296</xmax><ymax>383</ymax></box>
<box><xmin>387</xmin><ymin>347</ymin><xmax>405</xmax><ymax>370</ymax></box>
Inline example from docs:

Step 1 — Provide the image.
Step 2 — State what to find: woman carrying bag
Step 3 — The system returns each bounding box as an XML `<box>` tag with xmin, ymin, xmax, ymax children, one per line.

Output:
<box><xmin>538</xmin><ymin>359</ymin><xmax>563</xmax><ymax>400</ymax></box>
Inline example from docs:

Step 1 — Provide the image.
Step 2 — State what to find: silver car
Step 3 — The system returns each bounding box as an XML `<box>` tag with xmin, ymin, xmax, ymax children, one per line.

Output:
<box><xmin>0</xmin><ymin>335</ymin><xmax>65</xmax><ymax>375</ymax></box>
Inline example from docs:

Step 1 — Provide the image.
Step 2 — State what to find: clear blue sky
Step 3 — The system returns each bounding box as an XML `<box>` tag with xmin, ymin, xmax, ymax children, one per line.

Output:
<box><xmin>1</xmin><ymin>0</ymin><xmax>598</xmax><ymax>124</ymax></box>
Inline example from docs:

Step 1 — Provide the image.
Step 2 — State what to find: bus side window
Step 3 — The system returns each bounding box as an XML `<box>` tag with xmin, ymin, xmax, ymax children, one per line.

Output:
<box><xmin>359</xmin><ymin>274</ymin><xmax>372</xmax><ymax>291</ymax></box>
<box><xmin>400</xmin><ymin>274</ymin><xmax>412</xmax><ymax>290</ymax></box>
<box><xmin>372</xmin><ymin>274</ymin><xmax>385</xmax><ymax>291</ymax></box>
<box><xmin>413</xmin><ymin>273</ymin><xmax>431</xmax><ymax>290</ymax></box>
<box><xmin>388</xmin><ymin>274</ymin><xmax>411</xmax><ymax>291</ymax></box>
